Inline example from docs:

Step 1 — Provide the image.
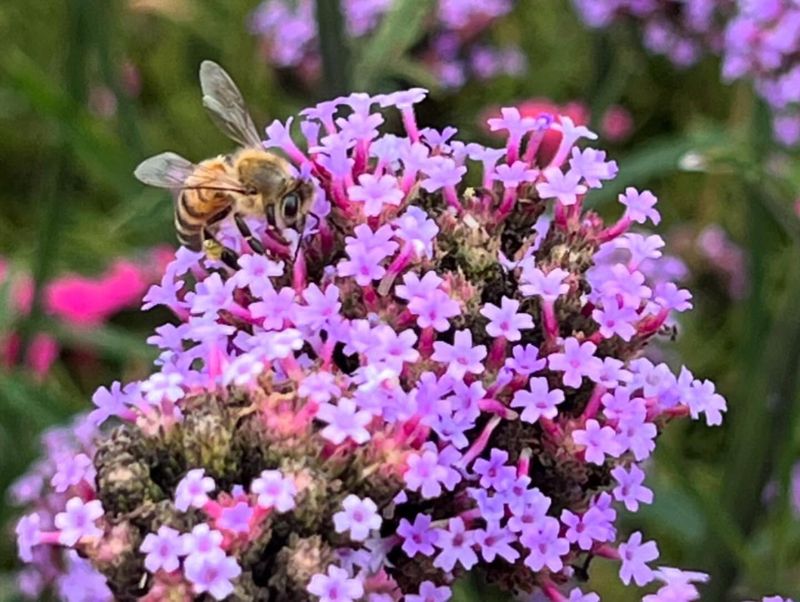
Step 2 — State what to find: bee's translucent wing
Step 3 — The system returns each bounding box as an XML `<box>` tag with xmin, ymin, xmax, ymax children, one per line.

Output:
<box><xmin>134</xmin><ymin>152</ymin><xmax>197</xmax><ymax>189</ymax></box>
<box><xmin>135</xmin><ymin>151</ymin><xmax>244</xmax><ymax>192</ymax></box>
<box><xmin>199</xmin><ymin>60</ymin><xmax>262</xmax><ymax>148</ymax></box>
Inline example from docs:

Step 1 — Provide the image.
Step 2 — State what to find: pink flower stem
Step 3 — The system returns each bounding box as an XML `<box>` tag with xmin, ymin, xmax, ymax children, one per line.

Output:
<box><xmin>458</xmin><ymin>415</ymin><xmax>502</xmax><ymax>469</ymax></box>
<box><xmin>402</xmin><ymin>108</ymin><xmax>420</xmax><ymax>143</ymax></box>
<box><xmin>593</xmin><ymin>543</ymin><xmax>620</xmax><ymax>560</ymax></box>
<box><xmin>378</xmin><ymin>243</ymin><xmax>415</xmax><ymax>296</ymax></box>
<box><xmin>419</xmin><ymin>327</ymin><xmax>435</xmax><ymax>357</ymax></box>
<box><xmin>517</xmin><ymin>447</ymin><xmax>532</xmax><ymax>477</ymax></box>
<box><xmin>280</xmin><ymin>356</ymin><xmax>303</xmax><ymax>381</ymax></box>
<box><xmin>542</xmin><ymin>300</ymin><xmax>559</xmax><ymax>341</ymax></box>
<box><xmin>39</xmin><ymin>531</ymin><xmax>62</xmax><ymax>546</ymax></box>
<box><xmin>444</xmin><ymin>186</ymin><xmax>463</xmax><ymax>213</ymax></box>
<box><xmin>362</xmin><ymin>284</ymin><xmax>379</xmax><ymax>312</ymax></box>
<box><xmin>497</xmin><ymin>187</ymin><xmax>518</xmax><ymax>218</ymax></box>
<box><xmin>478</xmin><ymin>398</ymin><xmax>517</xmax><ymax>420</ymax></box>
<box><xmin>597</xmin><ymin>216</ymin><xmax>632</xmax><ymax>243</ymax></box>
<box><xmin>488</xmin><ymin>336</ymin><xmax>508</xmax><ymax>370</ymax></box>
<box><xmin>637</xmin><ymin>306</ymin><xmax>669</xmax><ymax>336</ymax></box>
<box><xmin>581</xmin><ymin>385</ymin><xmax>606</xmax><ymax>422</ymax></box>
<box><xmin>506</xmin><ymin>135</ymin><xmax>521</xmax><ymax>164</ymax></box>
<box><xmin>293</xmin><ymin>251</ymin><xmax>307</xmax><ymax>293</ymax></box>
<box><xmin>539</xmin><ymin>577</ymin><xmax>566</xmax><ymax>602</ymax></box>
<box><xmin>539</xmin><ymin>417</ymin><xmax>563</xmax><ymax>440</ymax></box>
<box><xmin>523</xmin><ymin>130</ymin><xmax>545</xmax><ymax>164</ymax></box>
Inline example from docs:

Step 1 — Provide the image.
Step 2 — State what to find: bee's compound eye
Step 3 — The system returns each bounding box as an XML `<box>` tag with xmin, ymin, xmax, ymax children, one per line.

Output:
<box><xmin>281</xmin><ymin>193</ymin><xmax>300</xmax><ymax>221</ymax></box>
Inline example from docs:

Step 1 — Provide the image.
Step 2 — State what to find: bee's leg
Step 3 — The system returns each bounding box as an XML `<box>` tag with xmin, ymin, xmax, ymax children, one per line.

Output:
<box><xmin>202</xmin><ymin>227</ymin><xmax>239</xmax><ymax>271</ymax></box>
<box><xmin>233</xmin><ymin>213</ymin><xmax>266</xmax><ymax>255</ymax></box>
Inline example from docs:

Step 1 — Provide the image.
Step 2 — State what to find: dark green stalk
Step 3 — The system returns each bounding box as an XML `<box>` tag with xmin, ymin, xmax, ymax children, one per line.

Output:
<box><xmin>315</xmin><ymin>0</ymin><xmax>351</xmax><ymax>98</ymax></box>
<box><xmin>17</xmin><ymin>0</ymin><xmax>91</xmax><ymax>362</ymax></box>
<box><xmin>703</xmin><ymin>100</ymin><xmax>800</xmax><ymax>599</ymax></box>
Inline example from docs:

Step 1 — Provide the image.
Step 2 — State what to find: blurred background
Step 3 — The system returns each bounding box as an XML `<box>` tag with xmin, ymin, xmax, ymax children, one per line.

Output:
<box><xmin>0</xmin><ymin>0</ymin><xmax>798</xmax><ymax>600</ymax></box>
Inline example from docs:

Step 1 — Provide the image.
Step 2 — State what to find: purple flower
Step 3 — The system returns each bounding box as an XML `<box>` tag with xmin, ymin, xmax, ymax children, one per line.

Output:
<box><xmin>612</xmin><ymin>464</ymin><xmax>654</xmax><ymax>511</ymax></box>
<box><xmin>140</xmin><ymin>525</ymin><xmax>184</xmax><ymax>573</ymax></box>
<box><xmin>569</xmin><ymin>147</ymin><xmax>618</xmax><ymax>188</ymax></box>
<box><xmin>536</xmin><ymin>167</ymin><xmax>588</xmax><ymax>206</ymax></box>
<box><xmin>405</xmin><ymin>581</ymin><xmax>452</xmax><ymax>602</ymax></box>
<box><xmin>519</xmin><ymin>265</ymin><xmax>570</xmax><ymax>301</ymax></box>
<box><xmin>420</xmin><ymin>157</ymin><xmax>467</xmax><ymax>192</ymax></box>
<box><xmin>251</xmin><ymin>469</ymin><xmax>297</xmax><ymax>512</ymax></box>
<box><xmin>511</xmin><ymin>377</ymin><xmax>565</xmax><ymax>424</ymax></box>
<box><xmin>480</xmin><ymin>297</ymin><xmax>534</xmax><ymax>341</ymax></box>
<box><xmin>520</xmin><ymin>516</ymin><xmax>570</xmax><ymax>572</ymax></box>
<box><xmin>218</xmin><ymin>501</ymin><xmax>255</xmax><ymax>534</ymax></box>
<box><xmin>473</xmin><ymin>448</ymin><xmax>516</xmax><ymax>489</ymax></box>
<box><xmin>404</xmin><ymin>447</ymin><xmax>449</xmax><ymax>498</ymax></box>
<box><xmin>506</xmin><ymin>344</ymin><xmax>547</xmax><ymax>375</ymax></box>
<box><xmin>51</xmin><ymin>453</ymin><xmax>94</xmax><ymax>493</ymax></box>
<box><xmin>620</xmin><ymin>187</ymin><xmax>661</xmax><ymax>225</ymax></box>
<box><xmin>548</xmin><ymin>337</ymin><xmax>603</xmax><ymax>388</ymax></box>
<box><xmin>433</xmin><ymin>517</ymin><xmax>479</xmax><ymax>571</ymax></box>
<box><xmin>140</xmin><ymin>371</ymin><xmax>185</xmax><ymax>404</ymax></box>
<box><xmin>54</xmin><ymin>497</ymin><xmax>104</xmax><ymax>546</ymax></box>
<box><xmin>408</xmin><ymin>289</ymin><xmax>461</xmax><ymax>332</ymax></box>
<box><xmin>487</xmin><ymin>107</ymin><xmax>537</xmax><ymax>140</ymax></box>
<box><xmin>16</xmin><ymin>513</ymin><xmax>41</xmax><ymax>562</ymax></box>
<box><xmin>333</xmin><ymin>495</ymin><xmax>382</xmax><ymax>541</ymax></box>
<box><xmin>89</xmin><ymin>382</ymin><xmax>132</xmax><ymax>426</ymax></box>
<box><xmin>474</xmin><ymin>522</ymin><xmax>519</xmax><ymax>563</ymax></box>
<box><xmin>619</xmin><ymin>531</ymin><xmax>659</xmax><ymax>586</ymax></box>
<box><xmin>572</xmin><ymin>419</ymin><xmax>623</xmax><ymax>465</ymax></box>
<box><xmin>307</xmin><ymin>565</ymin><xmax>364</xmax><ymax>602</ymax></box>
<box><xmin>337</xmin><ymin>248</ymin><xmax>387</xmax><ymax>285</ymax></box>
<box><xmin>398</xmin><ymin>514</ymin><xmax>438</xmax><ymax>557</ymax></box>
<box><xmin>493</xmin><ymin>161</ymin><xmax>538</xmax><ymax>187</ymax></box>
<box><xmin>180</xmin><ymin>523</ymin><xmax>224</xmax><ymax>558</ymax></box>
<box><xmin>378</xmin><ymin>88</ymin><xmax>428</xmax><ymax>109</ymax></box>
<box><xmin>222</xmin><ymin>353</ymin><xmax>265</xmax><ymax>386</ymax></box>
<box><xmin>250</xmin><ymin>286</ymin><xmax>296</xmax><ymax>330</ymax></box>
<box><xmin>184</xmin><ymin>547</ymin><xmax>242</xmax><ymax>600</ymax></box>
<box><xmin>175</xmin><ymin>468</ymin><xmax>216</xmax><ymax>512</ymax></box>
<box><xmin>348</xmin><ymin>173</ymin><xmax>404</xmax><ymax>216</ymax></box>
<box><xmin>593</xmin><ymin>300</ymin><xmax>639</xmax><ymax>341</ymax></box>
<box><xmin>316</xmin><ymin>398</ymin><xmax>372</xmax><ymax>444</ymax></box>
<box><xmin>432</xmin><ymin>330</ymin><xmax>487</xmax><ymax>379</ymax></box>
<box><xmin>568</xmin><ymin>588</ymin><xmax>600</xmax><ymax>602</ymax></box>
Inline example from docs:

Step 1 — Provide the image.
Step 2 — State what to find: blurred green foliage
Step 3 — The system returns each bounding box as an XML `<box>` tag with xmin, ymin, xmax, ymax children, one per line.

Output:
<box><xmin>0</xmin><ymin>0</ymin><xmax>799</xmax><ymax>600</ymax></box>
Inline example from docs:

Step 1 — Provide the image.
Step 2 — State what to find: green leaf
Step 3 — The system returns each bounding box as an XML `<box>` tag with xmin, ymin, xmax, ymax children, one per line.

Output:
<box><xmin>44</xmin><ymin>320</ymin><xmax>155</xmax><ymax>362</ymax></box>
<box><xmin>353</xmin><ymin>0</ymin><xmax>436</xmax><ymax>90</ymax></box>
<box><xmin>585</xmin><ymin>129</ymin><xmax>730</xmax><ymax>206</ymax></box>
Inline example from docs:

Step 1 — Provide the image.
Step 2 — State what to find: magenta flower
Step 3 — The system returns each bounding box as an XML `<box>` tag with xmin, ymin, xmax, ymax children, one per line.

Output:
<box><xmin>333</xmin><ymin>495</ymin><xmax>382</xmax><ymax>542</ymax></box>
<box><xmin>184</xmin><ymin>548</ymin><xmax>242</xmax><ymax>600</ymax></box>
<box><xmin>520</xmin><ymin>516</ymin><xmax>570</xmax><ymax>572</ymax></box>
<box><xmin>398</xmin><ymin>514</ymin><xmax>439</xmax><ymax>557</ymax></box>
<box><xmin>547</xmin><ymin>337</ymin><xmax>603</xmax><ymax>388</ymax></box>
<box><xmin>619</xmin><ymin>531</ymin><xmax>659</xmax><ymax>586</ymax></box>
<box><xmin>174</xmin><ymin>468</ymin><xmax>215</xmax><ymax>512</ymax></box>
<box><xmin>433</xmin><ymin>517</ymin><xmax>479</xmax><ymax>572</ymax></box>
<box><xmin>511</xmin><ymin>377</ymin><xmax>565</xmax><ymax>424</ymax></box>
<box><xmin>536</xmin><ymin>167</ymin><xmax>588</xmax><ymax>206</ymax></box>
<box><xmin>250</xmin><ymin>469</ymin><xmax>297</xmax><ymax>512</ymax></box>
<box><xmin>612</xmin><ymin>464</ymin><xmax>654</xmax><ymax>512</ymax></box>
<box><xmin>54</xmin><ymin>497</ymin><xmax>104</xmax><ymax>546</ymax></box>
<box><xmin>432</xmin><ymin>330</ymin><xmax>487</xmax><ymax>379</ymax></box>
<box><xmin>307</xmin><ymin>565</ymin><xmax>364</xmax><ymax>602</ymax></box>
<box><xmin>405</xmin><ymin>581</ymin><xmax>452</xmax><ymax>602</ymax></box>
<box><xmin>316</xmin><ymin>398</ymin><xmax>373</xmax><ymax>444</ymax></box>
<box><xmin>480</xmin><ymin>297</ymin><xmax>534</xmax><ymax>341</ymax></box>
<box><xmin>140</xmin><ymin>525</ymin><xmax>184</xmax><ymax>573</ymax></box>
<box><xmin>348</xmin><ymin>173</ymin><xmax>404</xmax><ymax>216</ymax></box>
<box><xmin>572</xmin><ymin>419</ymin><xmax>623</xmax><ymax>465</ymax></box>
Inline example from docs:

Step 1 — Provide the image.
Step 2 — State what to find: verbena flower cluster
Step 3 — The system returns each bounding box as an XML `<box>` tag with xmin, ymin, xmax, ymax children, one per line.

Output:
<box><xmin>572</xmin><ymin>0</ymin><xmax>732</xmax><ymax>67</ymax></box>
<box><xmin>722</xmin><ymin>0</ymin><xmax>800</xmax><ymax>146</ymax></box>
<box><xmin>13</xmin><ymin>88</ymin><xmax>739</xmax><ymax>601</ymax></box>
<box><xmin>249</xmin><ymin>0</ymin><xmax>524</xmax><ymax>88</ymax></box>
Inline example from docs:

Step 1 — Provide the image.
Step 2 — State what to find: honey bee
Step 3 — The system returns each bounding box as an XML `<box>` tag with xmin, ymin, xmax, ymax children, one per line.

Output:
<box><xmin>134</xmin><ymin>61</ymin><xmax>315</xmax><ymax>267</ymax></box>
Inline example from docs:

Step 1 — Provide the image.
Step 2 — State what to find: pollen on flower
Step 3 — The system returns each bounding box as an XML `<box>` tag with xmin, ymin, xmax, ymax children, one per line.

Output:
<box><xmin>11</xmin><ymin>85</ymin><xmax>726</xmax><ymax>601</ymax></box>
